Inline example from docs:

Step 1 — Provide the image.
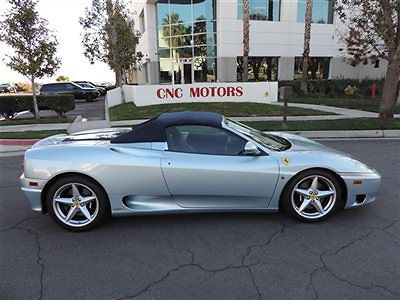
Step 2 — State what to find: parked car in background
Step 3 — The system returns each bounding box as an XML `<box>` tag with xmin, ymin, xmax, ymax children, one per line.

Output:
<box><xmin>0</xmin><ymin>83</ymin><xmax>17</xmax><ymax>93</ymax></box>
<box><xmin>40</xmin><ymin>82</ymin><xmax>100</xmax><ymax>102</ymax></box>
<box><xmin>73</xmin><ymin>81</ymin><xmax>107</xmax><ymax>96</ymax></box>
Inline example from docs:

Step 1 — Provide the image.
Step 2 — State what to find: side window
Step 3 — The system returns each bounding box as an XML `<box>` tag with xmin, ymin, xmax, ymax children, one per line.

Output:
<box><xmin>166</xmin><ymin>125</ymin><xmax>247</xmax><ymax>156</ymax></box>
<box><xmin>64</xmin><ymin>83</ymin><xmax>75</xmax><ymax>90</ymax></box>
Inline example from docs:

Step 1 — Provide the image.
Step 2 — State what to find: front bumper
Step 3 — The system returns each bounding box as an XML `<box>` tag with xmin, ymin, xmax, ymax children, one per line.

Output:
<box><xmin>339</xmin><ymin>171</ymin><xmax>381</xmax><ymax>209</ymax></box>
<box><xmin>20</xmin><ymin>174</ymin><xmax>46</xmax><ymax>213</ymax></box>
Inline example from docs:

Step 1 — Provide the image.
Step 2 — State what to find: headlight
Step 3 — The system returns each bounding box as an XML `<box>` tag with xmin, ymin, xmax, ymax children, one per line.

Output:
<box><xmin>350</xmin><ymin>159</ymin><xmax>374</xmax><ymax>172</ymax></box>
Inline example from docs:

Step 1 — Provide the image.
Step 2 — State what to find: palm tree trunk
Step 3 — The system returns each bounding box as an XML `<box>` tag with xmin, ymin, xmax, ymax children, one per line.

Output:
<box><xmin>242</xmin><ymin>0</ymin><xmax>250</xmax><ymax>82</ymax></box>
<box><xmin>31</xmin><ymin>75</ymin><xmax>40</xmax><ymax>119</ymax></box>
<box><xmin>301</xmin><ymin>0</ymin><xmax>313</xmax><ymax>94</ymax></box>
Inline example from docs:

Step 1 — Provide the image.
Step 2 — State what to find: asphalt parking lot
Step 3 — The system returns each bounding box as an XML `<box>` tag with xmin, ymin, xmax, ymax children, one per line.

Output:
<box><xmin>1</xmin><ymin>139</ymin><xmax>399</xmax><ymax>300</ymax></box>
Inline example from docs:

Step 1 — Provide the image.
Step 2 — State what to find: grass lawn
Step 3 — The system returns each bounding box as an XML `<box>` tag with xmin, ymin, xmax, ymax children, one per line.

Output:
<box><xmin>0</xmin><ymin>130</ymin><xmax>67</xmax><ymax>139</ymax></box>
<box><xmin>0</xmin><ymin>117</ymin><xmax>71</xmax><ymax>126</ymax></box>
<box><xmin>287</xmin><ymin>97</ymin><xmax>400</xmax><ymax>114</ymax></box>
<box><xmin>244</xmin><ymin>118</ymin><xmax>400</xmax><ymax>131</ymax></box>
<box><xmin>109</xmin><ymin>102</ymin><xmax>332</xmax><ymax>121</ymax></box>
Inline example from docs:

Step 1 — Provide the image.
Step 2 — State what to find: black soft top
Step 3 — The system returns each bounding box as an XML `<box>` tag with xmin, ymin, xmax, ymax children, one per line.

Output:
<box><xmin>111</xmin><ymin>111</ymin><xmax>224</xmax><ymax>144</ymax></box>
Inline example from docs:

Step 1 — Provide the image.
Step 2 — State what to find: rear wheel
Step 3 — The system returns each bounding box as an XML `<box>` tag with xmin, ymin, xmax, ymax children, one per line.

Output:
<box><xmin>281</xmin><ymin>170</ymin><xmax>343</xmax><ymax>222</ymax></box>
<box><xmin>46</xmin><ymin>176</ymin><xmax>110</xmax><ymax>231</ymax></box>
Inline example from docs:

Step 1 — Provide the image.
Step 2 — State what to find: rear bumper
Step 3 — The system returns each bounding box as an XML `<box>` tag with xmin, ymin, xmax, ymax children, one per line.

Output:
<box><xmin>339</xmin><ymin>171</ymin><xmax>381</xmax><ymax>209</ymax></box>
<box><xmin>20</xmin><ymin>174</ymin><xmax>46</xmax><ymax>213</ymax></box>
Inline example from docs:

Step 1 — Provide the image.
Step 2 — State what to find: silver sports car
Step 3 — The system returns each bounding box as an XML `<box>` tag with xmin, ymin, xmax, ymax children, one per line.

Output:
<box><xmin>21</xmin><ymin>111</ymin><xmax>381</xmax><ymax>231</ymax></box>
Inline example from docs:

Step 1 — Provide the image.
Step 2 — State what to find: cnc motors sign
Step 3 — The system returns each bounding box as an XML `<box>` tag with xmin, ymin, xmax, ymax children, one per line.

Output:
<box><xmin>131</xmin><ymin>82</ymin><xmax>278</xmax><ymax>107</ymax></box>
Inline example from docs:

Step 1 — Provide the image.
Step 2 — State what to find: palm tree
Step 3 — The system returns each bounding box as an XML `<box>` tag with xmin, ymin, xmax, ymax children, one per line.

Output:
<box><xmin>242</xmin><ymin>0</ymin><xmax>250</xmax><ymax>82</ymax></box>
<box><xmin>300</xmin><ymin>0</ymin><xmax>313</xmax><ymax>94</ymax></box>
<box><xmin>162</xmin><ymin>13</ymin><xmax>185</xmax><ymax>55</ymax></box>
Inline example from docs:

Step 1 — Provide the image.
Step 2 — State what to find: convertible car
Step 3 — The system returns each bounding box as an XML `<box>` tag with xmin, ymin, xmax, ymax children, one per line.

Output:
<box><xmin>21</xmin><ymin>111</ymin><xmax>381</xmax><ymax>231</ymax></box>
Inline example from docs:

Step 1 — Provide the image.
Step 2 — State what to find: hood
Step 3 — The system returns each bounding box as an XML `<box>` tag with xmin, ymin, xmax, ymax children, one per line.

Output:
<box><xmin>32</xmin><ymin>128</ymin><xmax>131</xmax><ymax>148</ymax></box>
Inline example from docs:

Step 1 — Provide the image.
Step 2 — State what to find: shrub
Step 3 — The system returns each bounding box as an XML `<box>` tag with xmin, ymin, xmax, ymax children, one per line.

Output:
<box><xmin>0</xmin><ymin>95</ymin><xmax>32</xmax><ymax>119</ymax></box>
<box><xmin>278</xmin><ymin>79</ymin><xmax>385</xmax><ymax>98</ymax></box>
<box><xmin>0</xmin><ymin>95</ymin><xmax>75</xmax><ymax>119</ymax></box>
<box><xmin>344</xmin><ymin>85</ymin><xmax>359</xmax><ymax>97</ymax></box>
<box><xmin>38</xmin><ymin>95</ymin><xmax>75</xmax><ymax>117</ymax></box>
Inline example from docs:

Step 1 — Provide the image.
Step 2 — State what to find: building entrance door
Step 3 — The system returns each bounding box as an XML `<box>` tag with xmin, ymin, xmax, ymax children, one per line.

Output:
<box><xmin>173</xmin><ymin>60</ymin><xmax>193</xmax><ymax>84</ymax></box>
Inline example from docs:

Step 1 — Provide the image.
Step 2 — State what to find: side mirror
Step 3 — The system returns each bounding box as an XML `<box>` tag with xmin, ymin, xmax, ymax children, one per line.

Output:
<box><xmin>243</xmin><ymin>141</ymin><xmax>260</xmax><ymax>155</ymax></box>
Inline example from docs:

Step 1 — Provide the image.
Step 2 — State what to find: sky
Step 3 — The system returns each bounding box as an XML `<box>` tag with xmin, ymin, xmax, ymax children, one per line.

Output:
<box><xmin>0</xmin><ymin>0</ymin><xmax>115</xmax><ymax>84</ymax></box>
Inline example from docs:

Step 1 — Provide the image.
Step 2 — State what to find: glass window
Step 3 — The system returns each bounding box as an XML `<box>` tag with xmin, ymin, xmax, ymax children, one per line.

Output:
<box><xmin>160</xmin><ymin>59</ymin><xmax>173</xmax><ymax>84</ymax></box>
<box><xmin>156</xmin><ymin>0</ymin><xmax>217</xmax><ymax>84</ymax></box>
<box><xmin>159</xmin><ymin>48</ymin><xmax>171</xmax><ymax>59</ymax></box>
<box><xmin>170</xmin><ymin>0</ymin><xmax>192</xmax><ymax>24</ymax></box>
<box><xmin>294</xmin><ymin>57</ymin><xmax>331</xmax><ymax>79</ymax></box>
<box><xmin>237</xmin><ymin>57</ymin><xmax>279</xmax><ymax>81</ymax></box>
<box><xmin>194</xmin><ymin>57</ymin><xmax>216</xmax><ymax>82</ymax></box>
<box><xmin>297</xmin><ymin>0</ymin><xmax>333</xmax><ymax>24</ymax></box>
<box><xmin>139</xmin><ymin>9</ymin><xmax>145</xmax><ymax>33</ymax></box>
<box><xmin>157</xmin><ymin>0</ymin><xmax>169</xmax><ymax>27</ymax></box>
<box><xmin>65</xmin><ymin>83</ymin><xmax>75</xmax><ymax>90</ymax></box>
<box><xmin>238</xmin><ymin>0</ymin><xmax>280</xmax><ymax>21</ymax></box>
<box><xmin>193</xmin><ymin>0</ymin><xmax>215</xmax><ymax>21</ymax></box>
<box><xmin>226</xmin><ymin>119</ymin><xmax>291</xmax><ymax>151</ymax></box>
<box><xmin>166</xmin><ymin>125</ymin><xmax>247</xmax><ymax>156</ymax></box>
<box><xmin>194</xmin><ymin>45</ymin><xmax>216</xmax><ymax>57</ymax></box>
<box><xmin>172</xmin><ymin>47</ymin><xmax>193</xmax><ymax>59</ymax></box>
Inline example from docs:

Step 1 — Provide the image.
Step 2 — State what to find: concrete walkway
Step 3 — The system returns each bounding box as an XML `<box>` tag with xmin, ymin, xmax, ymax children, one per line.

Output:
<box><xmin>271</xmin><ymin>102</ymin><xmax>381</xmax><ymax>118</ymax></box>
<box><xmin>1</xmin><ymin>103</ymin><xmax>399</xmax><ymax>132</ymax></box>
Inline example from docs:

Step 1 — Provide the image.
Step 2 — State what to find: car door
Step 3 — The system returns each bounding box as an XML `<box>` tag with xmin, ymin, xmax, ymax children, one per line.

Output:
<box><xmin>161</xmin><ymin>125</ymin><xmax>280</xmax><ymax>209</ymax></box>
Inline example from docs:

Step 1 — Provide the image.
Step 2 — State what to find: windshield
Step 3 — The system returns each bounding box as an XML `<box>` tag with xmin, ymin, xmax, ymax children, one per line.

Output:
<box><xmin>226</xmin><ymin>119</ymin><xmax>291</xmax><ymax>151</ymax></box>
<box><xmin>77</xmin><ymin>83</ymin><xmax>92</xmax><ymax>88</ymax></box>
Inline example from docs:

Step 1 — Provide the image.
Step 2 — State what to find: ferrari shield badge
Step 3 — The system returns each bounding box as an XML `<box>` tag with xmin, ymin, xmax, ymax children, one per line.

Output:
<box><xmin>282</xmin><ymin>157</ymin><xmax>290</xmax><ymax>165</ymax></box>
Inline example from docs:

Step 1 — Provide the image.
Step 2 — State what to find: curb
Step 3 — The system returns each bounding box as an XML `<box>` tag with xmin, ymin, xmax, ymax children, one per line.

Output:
<box><xmin>289</xmin><ymin>130</ymin><xmax>400</xmax><ymax>139</ymax></box>
<box><xmin>0</xmin><ymin>139</ymin><xmax>38</xmax><ymax>146</ymax></box>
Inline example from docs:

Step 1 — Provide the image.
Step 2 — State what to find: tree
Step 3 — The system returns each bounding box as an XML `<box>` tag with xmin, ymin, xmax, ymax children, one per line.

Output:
<box><xmin>336</xmin><ymin>0</ymin><xmax>400</xmax><ymax>120</ymax></box>
<box><xmin>162</xmin><ymin>13</ymin><xmax>185</xmax><ymax>58</ymax></box>
<box><xmin>0</xmin><ymin>0</ymin><xmax>60</xmax><ymax>119</ymax></box>
<box><xmin>242</xmin><ymin>0</ymin><xmax>250</xmax><ymax>82</ymax></box>
<box><xmin>80</xmin><ymin>0</ymin><xmax>138</xmax><ymax>88</ymax></box>
<box><xmin>300</xmin><ymin>0</ymin><xmax>313</xmax><ymax>94</ymax></box>
<box><xmin>56</xmin><ymin>75</ymin><xmax>70</xmax><ymax>82</ymax></box>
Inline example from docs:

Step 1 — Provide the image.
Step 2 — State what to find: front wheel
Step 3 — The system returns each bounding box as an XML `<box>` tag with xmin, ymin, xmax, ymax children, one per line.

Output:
<box><xmin>85</xmin><ymin>94</ymin><xmax>95</xmax><ymax>102</ymax></box>
<box><xmin>281</xmin><ymin>170</ymin><xmax>343</xmax><ymax>222</ymax></box>
<box><xmin>46</xmin><ymin>176</ymin><xmax>110</xmax><ymax>231</ymax></box>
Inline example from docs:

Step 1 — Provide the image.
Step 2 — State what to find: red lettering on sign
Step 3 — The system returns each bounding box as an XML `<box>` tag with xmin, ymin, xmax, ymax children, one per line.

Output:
<box><xmin>165</xmin><ymin>89</ymin><xmax>174</xmax><ymax>98</ymax></box>
<box><xmin>157</xmin><ymin>88</ymin><xmax>183</xmax><ymax>99</ymax></box>
<box><xmin>163</xmin><ymin>86</ymin><xmax>245</xmax><ymax>100</ymax></box>
<box><xmin>217</xmin><ymin>87</ymin><xmax>226</xmax><ymax>97</ymax></box>
<box><xmin>209</xmin><ymin>86</ymin><xmax>217</xmax><ymax>97</ymax></box>
<box><xmin>190</xmin><ymin>87</ymin><xmax>200</xmax><ymax>97</ymax></box>
<box><xmin>236</xmin><ymin>86</ymin><xmax>243</xmax><ymax>96</ymax></box>
<box><xmin>200</xmin><ymin>87</ymin><xmax>209</xmax><ymax>97</ymax></box>
<box><xmin>156</xmin><ymin>88</ymin><xmax>165</xmax><ymax>99</ymax></box>
<box><xmin>176</xmin><ymin>88</ymin><xmax>183</xmax><ymax>98</ymax></box>
<box><xmin>226</xmin><ymin>86</ymin><xmax>235</xmax><ymax>97</ymax></box>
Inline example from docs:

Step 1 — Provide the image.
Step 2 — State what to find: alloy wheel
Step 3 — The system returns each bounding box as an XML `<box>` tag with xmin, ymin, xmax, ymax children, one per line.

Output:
<box><xmin>291</xmin><ymin>175</ymin><xmax>337</xmax><ymax>220</ymax></box>
<box><xmin>52</xmin><ymin>183</ymin><xmax>99</xmax><ymax>227</ymax></box>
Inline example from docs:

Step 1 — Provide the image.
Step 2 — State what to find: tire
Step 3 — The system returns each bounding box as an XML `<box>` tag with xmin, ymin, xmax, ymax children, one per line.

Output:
<box><xmin>46</xmin><ymin>175</ymin><xmax>111</xmax><ymax>231</ymax></box>
<box><xmin>281</xmin><ymin>169</ymin><xmax>343</xmax><ymax>222</ymax></box>
<box><xmin>85</xmin><ymin>94</ymin><xmax>95</xmax><ymax>102</ymax></box>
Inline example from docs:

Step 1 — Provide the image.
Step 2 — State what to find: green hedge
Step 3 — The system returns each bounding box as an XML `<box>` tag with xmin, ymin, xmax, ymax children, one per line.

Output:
<box><xmin>0</xmin><ymin>95</ymin><xmax>75</xmax><ymax>119</ymax></box>
<box><xmin>278</xmin><ymin>79</ymin><xmax>385</xmax><ymax>98</ymax></box>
